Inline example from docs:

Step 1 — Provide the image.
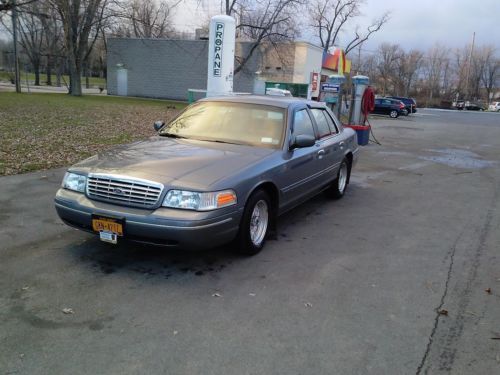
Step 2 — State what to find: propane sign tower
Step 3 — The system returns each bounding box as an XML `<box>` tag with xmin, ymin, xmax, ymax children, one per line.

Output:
<box><xmin>206</xmin><ymin>15</ymin><xmax>236</xmax><ymax>97</ymax></box>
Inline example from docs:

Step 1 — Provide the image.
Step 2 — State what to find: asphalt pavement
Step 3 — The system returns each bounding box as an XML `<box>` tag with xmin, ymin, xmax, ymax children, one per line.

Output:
<box><xmin>1</xmin><ymin>109</ymin><xmax>500</xmax><ymax>374</ymax></box>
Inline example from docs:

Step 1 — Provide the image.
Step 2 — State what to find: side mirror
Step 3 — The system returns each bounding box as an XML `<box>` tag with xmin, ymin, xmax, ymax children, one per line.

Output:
<box><xmin>154</xmin><ymin>120</ymin><xmax>165</xmax><ymax>132</ymax></box>
<box><xmin>290</xmin><ymin>134</ymin><xmax>316</xmax><ymax>149</ymax></box>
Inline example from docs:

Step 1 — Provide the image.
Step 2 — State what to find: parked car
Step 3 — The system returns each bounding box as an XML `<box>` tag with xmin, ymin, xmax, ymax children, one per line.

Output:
<box><xmin>465</xmin><ymin>103</ymin><xmax>485</xmax><ymax>111</ymax></box>
<box><xmin>373</xmin><ymin>98</ymin><xmax>406</xmax><ymax>118</ymax></box>
<box><xmin>488</xmin><ymin>102</ymin><xmax>500</xmax><ymax>112</ymax></box>
<box><xmin>266</xmin><ymin>88</ymin><xmax>293</xmax><ymax>97</ymax></box>
<box><xmin>455</xmin><ymin>101</ymin><xmax>485</xmax><ymax>111</ymax></box>
<box><xmin>54</xmin><ymin>96</ymin><xmax>359</xmax><ymax>255</ymax></box>
<box><xmin>386</xmin><ymin>96</ymin><xmax>417</xmax><ymax>114</ymax></box>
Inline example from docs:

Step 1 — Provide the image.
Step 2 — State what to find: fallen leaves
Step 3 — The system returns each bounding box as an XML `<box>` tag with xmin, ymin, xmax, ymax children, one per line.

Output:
<box><xmin>0</xmin><ymin>94</ymin><xmax>182</xmax><ymax>175</ymax></box>
<box><xmin>62</xmin><ymin>308</ymin><xmax>74</xmax><ymax>315</ymax></box>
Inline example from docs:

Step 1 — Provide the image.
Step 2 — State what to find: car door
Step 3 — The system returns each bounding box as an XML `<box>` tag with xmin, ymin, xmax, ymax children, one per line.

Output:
<box><xmin>373</xmin><ymin>98</ymin><xmax>383</xmax><ymax>114</ymax></box>
<box><xmin>279</xmin><ymin>107</ymin><xmax>325</xmax><ymax>209</ymax></box>
<box><xmin>309</xmin><ymin>107</ymin><xmax>344</xmax><ymax>184</ymax></box>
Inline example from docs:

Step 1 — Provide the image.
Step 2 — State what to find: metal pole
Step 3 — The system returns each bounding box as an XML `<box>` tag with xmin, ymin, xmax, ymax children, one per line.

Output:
<box><xmin>12</xmin><ymin>0</ymin><xmax>21</xmax><ymax>93</ymax></box>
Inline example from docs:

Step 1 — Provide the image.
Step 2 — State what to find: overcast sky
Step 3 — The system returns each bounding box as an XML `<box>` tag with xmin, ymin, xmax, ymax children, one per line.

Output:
<box><xmin>174</xmin><ymin>0</ymin><xmax>500</xmax><ymax>52</ymax></box>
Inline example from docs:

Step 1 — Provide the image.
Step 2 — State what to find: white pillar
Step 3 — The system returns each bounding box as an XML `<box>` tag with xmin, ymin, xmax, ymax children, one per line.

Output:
<box><xmin>206</xmin><ymin>15</ymin><xmax>236</xmax><ymax>97</ymax></box>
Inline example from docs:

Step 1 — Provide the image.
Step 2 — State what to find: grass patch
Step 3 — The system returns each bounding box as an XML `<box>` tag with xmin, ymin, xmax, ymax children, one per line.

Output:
<box><xmin>0</xmin><ymin>71</ymin><xmax>106</xmax><ymax>87</ymax></box>
<box><xmin>0</xmin><ymin>92</ymin><xmax>187</xmax><ymax>175</ymax></box>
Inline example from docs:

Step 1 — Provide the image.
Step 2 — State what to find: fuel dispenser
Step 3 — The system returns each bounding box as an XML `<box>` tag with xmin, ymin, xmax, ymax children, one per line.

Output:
<box><xmin>346</xmin><ymin>75</ymin><xmax>374</xmax><ymax>146</ymax></box>
<box><xmin>319</xmin><ymin>74</ymin><xmax>345</xmax><ymax>119</ymax></box>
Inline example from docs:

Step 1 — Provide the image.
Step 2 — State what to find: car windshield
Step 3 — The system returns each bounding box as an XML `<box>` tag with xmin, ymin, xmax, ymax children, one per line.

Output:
<box><xmin>160</xmin><ymin>101</ymin><xmax>286</xmax><ymax>149</ymax></box>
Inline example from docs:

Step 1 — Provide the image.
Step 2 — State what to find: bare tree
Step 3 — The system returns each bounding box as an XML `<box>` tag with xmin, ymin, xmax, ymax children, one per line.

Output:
<box><xmin>309</xmin><ymin>0</ymin><xmax>389</xmax><ymax>54</ymax></box>
<box><xmin>222</xmin><ymin>0</ymin><xmax>303</xmax><ymax>74</ymax></box>
<box><xmin>478</xmin><ymin>47</ymin><xmax>499</xmax><ymax>104</ymax></box>
<box><xmin>423</xmin><ymin>44</ymin><xmax>449</xmax><ymax>103</ymax></box>
<box><xmin>0</xmin><ymin>0</ymin><xmax>38</xmax><ymax>12</ymax></box>
<box><xmin>1</xmin><ymin>1</ymin><xmax>46</xmax><ymax>85</ymax></box>
<box><xmin>116</xmin><ymin>0</ymin><xmax>179</xmax><ymax>38</ymax></box>
<box><xmin>38</xmin><ymin>0</ymin><xmax>62</xmax><ymax>85</ymax></box>
<box><xmin>52</xmin><ymin>0</ymin><xmax>109</xmax><ymax>96</ymax></box>
<box><xmin>376</xmin><ymin>43</ymin><xmax>401</xmax><ymax>96</ymax></box>
<box><xmin>393</xmin><ymin>49</ymin><xmax>424</xmax><ymax>96</ymax></box>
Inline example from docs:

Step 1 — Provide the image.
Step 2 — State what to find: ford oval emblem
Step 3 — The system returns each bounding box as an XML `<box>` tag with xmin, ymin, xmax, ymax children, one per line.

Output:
<box><xmin>113</xmin><ymin>188</ymin><xmax>125</xmax><ymax>195</ymax></box>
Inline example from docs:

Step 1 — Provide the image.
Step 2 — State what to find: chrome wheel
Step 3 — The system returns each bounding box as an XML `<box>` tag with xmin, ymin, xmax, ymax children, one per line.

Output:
<box><xmin>338</xmin><ymin>163</ymin><xmax>347</xmax><ymax>193</ymax></box>
<box><xmin>249</xmin><ymin>200</ymin><xmax>269</xmax><ymax>246</ymax></box>
<box><xmin>390</xmin><ymin>110</ymin><xmax>398</xmax><ymax>118</ymax></box>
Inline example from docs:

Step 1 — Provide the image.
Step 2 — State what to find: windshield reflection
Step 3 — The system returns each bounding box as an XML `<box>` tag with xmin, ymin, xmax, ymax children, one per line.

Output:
<box><xmin>160</xmin><ymin>102</ymin><xmax>285</xmax><ymax>148</ymax></box>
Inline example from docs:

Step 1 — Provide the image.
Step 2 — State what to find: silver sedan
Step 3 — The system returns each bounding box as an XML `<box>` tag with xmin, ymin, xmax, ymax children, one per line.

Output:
<box><xmin>54</xmin><ymin>95</ymin><xmax>359</xmax><ymax>255</ymax></box>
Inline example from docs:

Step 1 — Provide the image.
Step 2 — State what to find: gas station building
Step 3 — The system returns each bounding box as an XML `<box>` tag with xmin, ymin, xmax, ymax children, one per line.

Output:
<box><xmin>107</xmin><ymin>38</ymin><xmax>351</xmax><ymax>101</ymax></box>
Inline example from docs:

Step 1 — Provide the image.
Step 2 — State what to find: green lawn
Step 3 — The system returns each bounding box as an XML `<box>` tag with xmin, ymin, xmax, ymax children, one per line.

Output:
<box><xmin>0</xmin><ymin>71</ymin><xmax>107</xmax><ymax>88</ymax></box>
<box><xmin>0</xmin><ymin>93</ymin><xmax>187</xmax><ymax>175</ymax></box>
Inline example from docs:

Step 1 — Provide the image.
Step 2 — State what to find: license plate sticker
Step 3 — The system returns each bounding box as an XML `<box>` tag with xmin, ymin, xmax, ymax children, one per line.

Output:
<box><xmin>99</xmin><ymin>231</ymin><xmax>118</xmax><ymax>244</ymax></box>
<box><xmin>92</xmin><ymin>216</ymin><xmax>124</xmax><ymax>236</ymax></box>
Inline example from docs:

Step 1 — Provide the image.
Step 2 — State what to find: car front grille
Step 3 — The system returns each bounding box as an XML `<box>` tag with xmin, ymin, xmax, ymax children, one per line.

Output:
<box><xmin>86</xmin><ymin>174</ymin><xmax>164</xmax><ymax>209</ymax></box>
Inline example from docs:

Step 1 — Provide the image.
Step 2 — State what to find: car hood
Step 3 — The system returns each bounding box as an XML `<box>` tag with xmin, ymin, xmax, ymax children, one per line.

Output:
<box><xmin>70</xmin><ymin>137</ymin><xmax>276</xmax><ymax>189</ymax></box>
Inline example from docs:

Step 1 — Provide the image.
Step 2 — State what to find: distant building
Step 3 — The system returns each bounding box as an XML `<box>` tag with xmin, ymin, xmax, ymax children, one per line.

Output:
<box><xmin>107</xmin><ymin>38</ymin><xmax>325</xmax><ymax>101</ymax></box>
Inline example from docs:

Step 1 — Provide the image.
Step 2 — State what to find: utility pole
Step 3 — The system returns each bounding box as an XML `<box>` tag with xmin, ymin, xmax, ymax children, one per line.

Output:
<box><xmin>464</xmin><ymin>31</ymin><xmax>475</xmax><ymax>100</ymax></box>
<box><xmin>12</xmin><ymin>0</ymin><xmax>21</xmax><ymax>93</ymax></box>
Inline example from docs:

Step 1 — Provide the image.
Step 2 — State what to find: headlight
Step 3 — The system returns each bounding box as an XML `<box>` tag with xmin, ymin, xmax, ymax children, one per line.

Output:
<box><xmin>62</xmin><ymin>172</ymin><xmax>87</xmax><ymax>193</ymax></box>
<box><xmin>162</xmin><ymin>189</ymin><xmax>237</xmax><ymax>211</ymax></box>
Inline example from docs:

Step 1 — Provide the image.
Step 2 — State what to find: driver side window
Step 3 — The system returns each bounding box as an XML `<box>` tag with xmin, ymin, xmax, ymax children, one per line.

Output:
<box><xmin>293</xmin><ymin>110</ymin><xmax>315</xmax><ymax>138</ymax></box>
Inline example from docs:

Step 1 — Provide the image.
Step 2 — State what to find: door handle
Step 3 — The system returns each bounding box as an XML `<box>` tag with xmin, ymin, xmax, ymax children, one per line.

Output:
<box><xmin>317</xmin><ymin>149</ymin><xmax>325</xmax><ymax>159</ymax></box>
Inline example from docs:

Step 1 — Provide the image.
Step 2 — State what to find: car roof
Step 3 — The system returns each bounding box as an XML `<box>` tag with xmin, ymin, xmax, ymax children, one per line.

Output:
<box><xmin>198</xmin><ymin>95</ymin><xmax>321</xmax><ymax>109</ymax></box>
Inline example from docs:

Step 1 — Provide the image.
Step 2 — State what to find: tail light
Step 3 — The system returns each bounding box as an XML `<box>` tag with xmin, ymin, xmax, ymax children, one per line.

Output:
<box><xmin>399</xmin><ymin>103</ymin><xmax>405</xmax><ymax>109</ymax></box>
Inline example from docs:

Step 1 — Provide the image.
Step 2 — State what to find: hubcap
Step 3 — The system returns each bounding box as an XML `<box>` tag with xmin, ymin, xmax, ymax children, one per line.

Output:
<box><xmin>250</xmin><ymin>200</ymin><xmax>269</xmax><ymax>246</ymax></box>
<box><xmin>338</xmin><ymin>163</ymin><xmax>347</xmax><ymax>193</ymax></box>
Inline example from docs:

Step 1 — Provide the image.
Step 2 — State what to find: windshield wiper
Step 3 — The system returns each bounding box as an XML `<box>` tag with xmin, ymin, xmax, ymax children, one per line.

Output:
<box><xmin>196</xmin><ymin>139</ymin><xmax>244</xmax><ymax>146</ymax></box>
<box><xmin>159</xmin><ymin>133</ymin><xmax>189</xmax><ymax>139</ymax></box>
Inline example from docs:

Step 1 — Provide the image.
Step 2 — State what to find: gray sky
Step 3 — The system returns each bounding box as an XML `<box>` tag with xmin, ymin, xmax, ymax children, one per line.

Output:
<box><xmin>1</xmin><ymin>0</ymin><xmax>498</xmax><ymax>53</ymax></box>
<box><xmin>174</xmin><ymin>0</ymin><xmax>500</xmax><ymax>52</ymax></box>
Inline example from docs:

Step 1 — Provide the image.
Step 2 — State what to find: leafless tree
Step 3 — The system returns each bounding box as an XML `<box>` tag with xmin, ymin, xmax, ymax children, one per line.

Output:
<box><xmin>37</xmin><ymin>0</ymin><xmax>63</xmax><ymax>85</ymax></box>
<box><xmin>309</xmin><ymin>0</ymin><xmax>389</xmax><ymax>54</ymax></box>
<box><xmin>423</xmin><ymin>44</ymin><xmax>449</xmax><ymax>103</ymax></box>
<box><xmin>1</xmin><ymin>1</ymin><xmax>46</xmax><ymax>85</ymax></box>
<box><xmin>393</xmin><ymin>49</ymin><xmax>424</xmax><ymax>96</ymax></box>
<box><xmin>115</xmin><ymin>0</ymin><xmax>179</xmax><ymax>39</ymax></box>
<box><xmin>478</xmin><ymin>47</ymin><xmax>499</xmax><ymax>103</ymax></box>
<box><xmin>221</xmin><ymin>0</ymin><xmax>303</xmax><ymax>74</ymax></box>
<box><xmin>375</xmin><ymin>43</ymin><xmax>401</xmax><ymax>96</ymax></box>
<box><xmin>51</xmin><ymin>0</ymin><xmax>109</xmax><ymax>96</ymax></box>
<box><xmin>0</xmin><ymin>0</ymin><xmax>38</xmax><ymax>12</ymax></box>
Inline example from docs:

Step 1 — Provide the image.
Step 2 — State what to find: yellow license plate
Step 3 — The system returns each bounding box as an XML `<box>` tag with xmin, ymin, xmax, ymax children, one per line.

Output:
<box><xmin>92</xmin><ymin>217</ymin><xmax>124</xmax><ymax>236</ymax></box>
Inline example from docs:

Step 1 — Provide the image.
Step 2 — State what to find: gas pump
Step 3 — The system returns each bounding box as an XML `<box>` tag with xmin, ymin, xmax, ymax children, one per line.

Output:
<box><xmin>319</xmin><ymin>74</ymin><xmax>345</xmax><ymax>119</ymax></box>
<box><xmin>346</xmin><ymin>75</ymin><xmax>374</xmax><ymax>146</ymax></box>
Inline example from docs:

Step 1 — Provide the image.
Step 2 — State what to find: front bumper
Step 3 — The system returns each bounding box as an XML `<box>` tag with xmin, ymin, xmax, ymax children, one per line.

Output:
<box><xmin>55</xmin><ymin>189</ymin><xmax>242</xmax><ymax>250</ymax></box>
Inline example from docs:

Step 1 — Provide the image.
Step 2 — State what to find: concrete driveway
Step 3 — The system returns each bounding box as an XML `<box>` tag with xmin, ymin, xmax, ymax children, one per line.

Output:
<box><xmin>1</xmin><ymin>110</ymin><xmax>500</xmax><ymax>374</ymax></box>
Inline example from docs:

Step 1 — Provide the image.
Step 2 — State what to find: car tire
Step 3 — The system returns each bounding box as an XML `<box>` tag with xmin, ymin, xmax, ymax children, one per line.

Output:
<box><xmin>235</xmin><ymin>190</ymin><xmax>271</xmax><ymax>256</ymax></box>
<box><xmin>327</xmin><ymin>158</ymin><xmax>349</xmax><ymax>200</ymax></box>
<box><xmin>389</xmin><ymin>110</ymin><xmax>399</xmax><ymax>118</ymax></box>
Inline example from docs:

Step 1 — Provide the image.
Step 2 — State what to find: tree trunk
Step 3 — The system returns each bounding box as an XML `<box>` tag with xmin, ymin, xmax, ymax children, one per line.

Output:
<box><xmin>56</xmin><ymin>57</ymin><xmax>62</xmax><ymax>87</ymax></box>
<box><xmin>33</xmin><ymin>60</ymin><xmax>41</xmax><ymax>86</ymax></box>
<box><xmin>68</xmin><ymin>52</ymin><xmax>82</xmax><ymax>96</ymax></box>
<box><xmin>85</xmin><ymin>62</ymin><xmax>90</xmax><ymax>89</ymax></box>
<box><xmin>68</xmin><ymin>58</ymin><xmax>82</xmax><ymax>96</ymax></box>
<box><xmin>46</xmin><ymin>55</ymin><xmax>52</xmax><ymax>86</ymax></box>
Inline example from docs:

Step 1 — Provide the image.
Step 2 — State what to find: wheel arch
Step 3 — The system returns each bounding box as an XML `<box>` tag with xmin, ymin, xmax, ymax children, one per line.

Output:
<box><xmin>245</xmin><ymin>181</ymin><xmax>280</xmax><ymax>231</ymax></box>
<box><xmin>344</xmin><ymin>152</ymin><xmax>353</xmax><ymax>184</ymax></box>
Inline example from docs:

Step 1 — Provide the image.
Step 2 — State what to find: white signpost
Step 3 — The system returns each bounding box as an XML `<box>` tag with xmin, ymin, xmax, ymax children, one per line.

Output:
<box><xmin>206</xmin><ymin>15</ymin><xmax>236</xmax><ymax>97</ymax></box>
